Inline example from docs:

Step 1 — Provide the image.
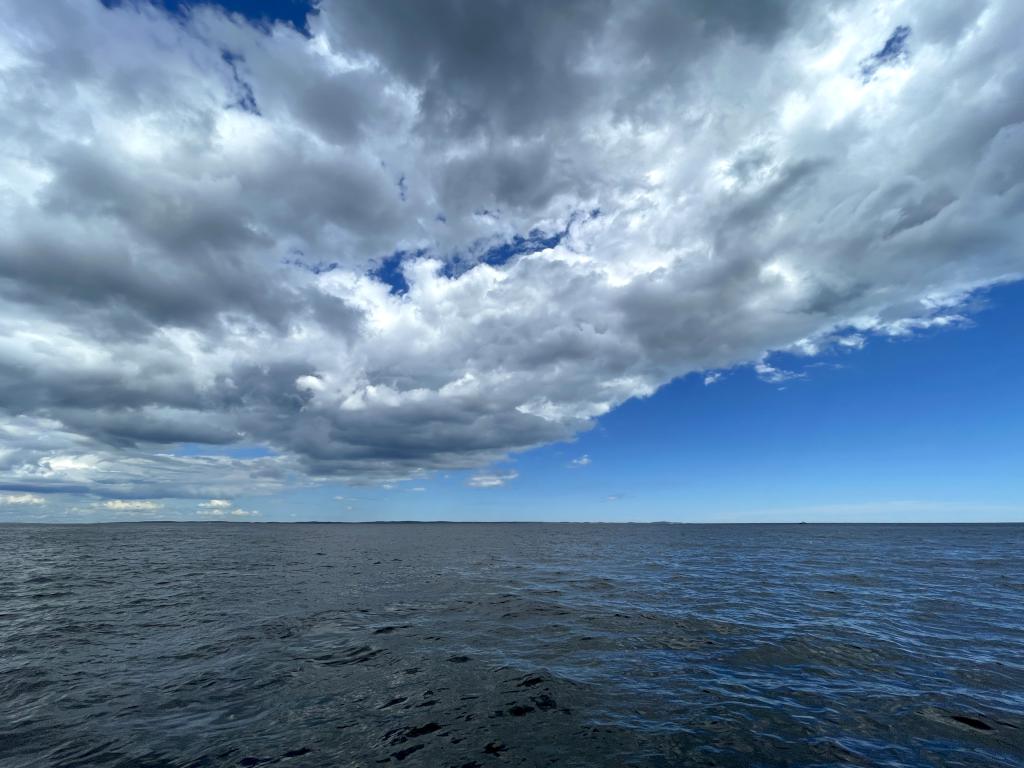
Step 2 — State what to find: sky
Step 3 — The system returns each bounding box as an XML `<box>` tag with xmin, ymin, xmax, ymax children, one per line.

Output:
<box><xmin>0</xmin><ymin>0</ymin><xmax>1022</xmax><ymax>523</ymax></box>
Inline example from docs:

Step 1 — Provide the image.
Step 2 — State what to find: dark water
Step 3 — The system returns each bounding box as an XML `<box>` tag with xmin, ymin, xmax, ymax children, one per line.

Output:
<box><xmin>2</xmin><ymin>523</ymin><xmax>1023</xmax><ymax>767</ymax></box>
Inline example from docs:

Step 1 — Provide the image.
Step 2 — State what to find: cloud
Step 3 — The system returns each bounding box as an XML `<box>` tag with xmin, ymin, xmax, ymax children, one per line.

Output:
<box><xmin>101</xmin><ymin>500</ymin><xmax>163</xmax><ymax>511</ymax></box>
<box><xmin>199</xmin><ymin>499</ymin><xmax>232</xmax><ymax>508</ymax></box>
<box><xmin>569</xmin><ymin>455</ymin><xmax>592</xmax><ymax>467</ymax></box>
<box><xmin>754</xmin><ymin>362</ymin><xmax>805</xmax><ymax>384</ymax></box>
<box><xmin>0</xmin><ymin>0</ymin><xmax>1022</xmax><ymax>499</ymax></box>
<box><xmin>467</xmin><ymin>470</ymin><xmax>519</xmax><ymax>488</ymax></box>
<box><xmin>0</xmin><ymin>493</ymin><xmax>45</xmax><ymax>505</ymax></box>
<box><xmin>196</xmin><ymin>507</ymin><xmax>259</xmax><ymax>517</ymax></box>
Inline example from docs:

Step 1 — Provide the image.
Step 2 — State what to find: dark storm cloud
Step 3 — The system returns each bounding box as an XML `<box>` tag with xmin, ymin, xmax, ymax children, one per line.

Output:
<box><xmin>318</xmin><ymin>0</ymin><xmax>818</xmax><ymax>137</ymax></box>
<box><xmin>317</xmin><ymin>0</ymin><xmax>612</xmax><ymax>137</ymax></box>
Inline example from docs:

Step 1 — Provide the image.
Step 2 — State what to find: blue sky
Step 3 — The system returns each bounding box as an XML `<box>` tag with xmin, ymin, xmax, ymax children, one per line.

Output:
<box><xmin>2</xmin><ymin>0</ymin><xmax>1023</xmax><ymax>522</ymax></box>
<box><xmin>102</xmin><ymin>0</ymin><xmax>316</xmax><ymax>30</ymax></box>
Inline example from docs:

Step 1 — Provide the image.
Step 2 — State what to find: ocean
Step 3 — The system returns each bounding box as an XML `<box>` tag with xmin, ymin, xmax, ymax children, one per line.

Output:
<box><xmin>1</xmin><ymin>522</ymin><xmax>1022</xmax><ymax>767</ymax></box>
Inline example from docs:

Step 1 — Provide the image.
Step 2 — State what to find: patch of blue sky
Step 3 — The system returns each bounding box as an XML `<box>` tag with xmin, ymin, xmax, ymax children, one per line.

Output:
<box><xmin>441</xmin><ymin>210</ymin><xmax>602</xmax><ymax>278</ymax></box>
<box><xmin>369</xmin><ymin>250</ymin><xmax>422</xmax><ymax>295</ymax></box>
<box><xmin>220</xmin><ymin>50</ymin><xmax>261</xmax><ymax>115</ymax></box>
<box><xmin>861</xmin><ymin>25</ymin><xmax>911</xmax><ymax>81</ymax></box>
<box><xmin>368</xmin><ymin>226</ymin><xmax>569</xmax><ymax>296</ymax></box>
<box><xmin>100</xmin><ymin>0</ymin><xmax>316</xmax><ymax>34</ymax></box>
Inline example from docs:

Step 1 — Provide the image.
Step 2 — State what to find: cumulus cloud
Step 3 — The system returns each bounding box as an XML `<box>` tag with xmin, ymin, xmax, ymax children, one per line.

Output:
<box><xmin>467</xmin><ymin>471</ymin><xmax>519</xmax><ymax>489</ymax></box>
<box><xmin>570</xmin><ymin>455</ymin><xmax>592</xmax><ymax>467</ymax></box>
<box><xmin>0</xmin><ymin>0</ymin><xmax>1022</xmax><ymax>499</ymax></box>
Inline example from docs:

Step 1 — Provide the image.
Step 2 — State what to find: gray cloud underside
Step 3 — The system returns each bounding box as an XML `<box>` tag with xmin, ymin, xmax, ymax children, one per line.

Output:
<box><xmin>1</xmin><ymin>0</ymin><xmax>1022</xmax><ymax>497</ymax></box>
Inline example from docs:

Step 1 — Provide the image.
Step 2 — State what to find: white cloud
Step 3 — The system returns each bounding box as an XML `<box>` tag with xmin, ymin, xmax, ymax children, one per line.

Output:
<box><xmin>101</xmin><ymin>500</ymin><xmax>163</xmax><ymax>511</ymax></box>
<box><xmin>0</xmin><ymin>493</ymin><xmax>45</xmax><ymax>505</ymax></box>
<box><xmin>467</xmin><ymin>470</ymin><xmax>519</xmax><ymax>488</ymax></box>
<box><xmin>199</xmin><ymin>499</ymin><xmax>232</xmax><ymax>508</ymax></box>
<box><xmin>754</xmin><ymin>362</ymin><xmax>805</xmax><ymax>384</ymax></box>
<box><xmin>196</xmin><ymin>507</ymin><xmax>259</xmax><ymax>517</ymax></box>
<box><xmin>569</xmin><ymin>455</ymin><xmax>591</xmax><ymax>467</ymax></box>
<box><xmin>0</xmin><ymin>0</ymin><xmax>1021</xmax><ymax>499</ymax></box>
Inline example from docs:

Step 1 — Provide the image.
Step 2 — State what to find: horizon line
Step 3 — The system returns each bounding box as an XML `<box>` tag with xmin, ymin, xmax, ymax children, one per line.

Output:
<box><xmin>2</xmin><ymin>520</ymin><xmax>1022</xmax><ymax>526</ymax></box>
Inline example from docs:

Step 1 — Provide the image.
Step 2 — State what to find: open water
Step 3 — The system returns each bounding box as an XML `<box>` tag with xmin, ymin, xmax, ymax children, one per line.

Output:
<box><xmin>1</xmin><ymin>522</ymin><xmax>1022</xmax><ymax>767</ymax></box>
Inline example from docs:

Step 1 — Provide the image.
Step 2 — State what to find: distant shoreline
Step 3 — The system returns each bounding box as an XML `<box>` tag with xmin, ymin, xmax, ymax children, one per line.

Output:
<box><xmin>1</xmin><ymin>520</ymin><xmax>1021</xmax><ymax>526</ymax></box>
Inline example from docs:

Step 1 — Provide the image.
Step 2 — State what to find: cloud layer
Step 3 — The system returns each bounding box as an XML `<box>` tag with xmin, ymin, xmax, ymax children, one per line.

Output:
<box><xmin>1</xmin><ymin>0</ymin><xmax>1022</xmax><ymax>499</ymax></box>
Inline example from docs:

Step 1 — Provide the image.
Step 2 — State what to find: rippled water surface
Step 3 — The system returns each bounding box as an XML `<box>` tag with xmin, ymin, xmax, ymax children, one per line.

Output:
<box><xmin>2</xmin><ymin>523</ymin><xmax>1023</xmax><ymax>767</ymax></box>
